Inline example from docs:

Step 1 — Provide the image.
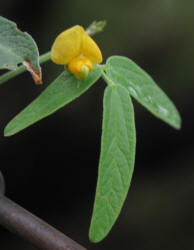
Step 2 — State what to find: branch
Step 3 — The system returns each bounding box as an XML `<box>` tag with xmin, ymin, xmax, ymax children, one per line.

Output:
<box><xmin>0</xmin><ymin>172</ymin><xmax>87</xmax><ymax>250</ymax></box>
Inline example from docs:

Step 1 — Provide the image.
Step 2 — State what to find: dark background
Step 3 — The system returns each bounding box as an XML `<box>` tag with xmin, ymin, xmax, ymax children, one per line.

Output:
<box><xmin>0</xmin><ymin>0</ymin><xmax>194</xmax><ymax>249</ymax></box>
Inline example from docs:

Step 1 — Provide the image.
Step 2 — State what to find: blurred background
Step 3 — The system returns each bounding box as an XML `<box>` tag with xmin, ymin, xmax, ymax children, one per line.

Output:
<box><xmin>0</xmin><ymin>0</ymin><xmax>194</xmax><ymax>249</ymax></box>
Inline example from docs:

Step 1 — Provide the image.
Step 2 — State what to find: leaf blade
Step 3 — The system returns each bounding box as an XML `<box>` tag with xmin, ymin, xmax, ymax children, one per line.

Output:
<box><xmin>106</xmin><ymin>55</ymin><xmax>181</xmax><ymax>129</ymax></box>
<box><xmin>89</xmin><ymin>84</ymin><xmax>136</xmax><ymax>242</ymax></box>
<box><xmin>4</xmin><ymin>67</ymin><xmax>101</xmax><ymax>136</ymax></box>
<box><xmin>0</xmin><ymin>16</ymin><xmax>41</xmax><ymax>83</ymax></box>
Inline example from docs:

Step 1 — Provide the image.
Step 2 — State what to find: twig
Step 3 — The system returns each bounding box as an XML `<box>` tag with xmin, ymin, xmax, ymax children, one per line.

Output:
<box><xmin>0</xmin><ymin>172</ymin><xmax>87</xmax><ymax>250</ymax></box>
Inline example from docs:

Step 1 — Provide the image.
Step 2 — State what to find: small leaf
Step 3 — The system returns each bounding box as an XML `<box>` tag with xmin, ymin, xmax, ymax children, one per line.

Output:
<box><xmin>86</xmin><ymin>20</ymin><xmax>107</xmax><ymax>36</ymax></box>
<box><xmin>89</xmin><ymin>84</ymin><xmax>136</xmax><ymax>242</ymax></box>
<box><xmin>0</xmin><ymin>16</ymin><xmax>41</xmax><ymax>84</ymax></box>
<box><xmin>106</xmin><ymin>56</ymin><xmax>181</xmax><ymax>129</ymax></box>
<box><xmin>4</xmin><ymin>67</ymin><xmax>102</xmax><ymax>136</ymax></box>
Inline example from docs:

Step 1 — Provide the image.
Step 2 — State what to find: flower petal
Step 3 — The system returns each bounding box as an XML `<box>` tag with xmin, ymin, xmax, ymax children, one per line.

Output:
<box><xmin>81</xmin><ymin>33</ymin><xmax>103</xmax><ymax>64</ymax></box>
<box><xmin>68</xmin><ymin>57</ymin><xmax>93</xmax><ymax>74</ymax></box>
<box><xmin>51</xmin><ymin>25</ymin><xmax>84</xmax><ymax>65</ymax></box>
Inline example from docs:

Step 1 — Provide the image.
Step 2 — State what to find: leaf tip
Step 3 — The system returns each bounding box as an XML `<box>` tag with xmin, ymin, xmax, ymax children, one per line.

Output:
<box><xmin>89</xmin><ymin>228</ymin><xmax>104</xmax><ymax>243</ymax></box>
<box><xmin>4</xmin><ymin>130</ymin><xmax>11</xmax><ymax>137</ymax></box>
<box><xmin>23</xmin><ymin>60</ymin><xmax>42</xmax><ymax>84</ymax></box>
<box><xmin>174</xmin><ymin>120</ymin><xmax>182</xmax><ymax>130</ymax></box>
<box><xmin>4</xmin><ymin>126</ymin><xmax>13</xmax><ymax>137</ymax></box>
<box><xmin>89</xmin><ymin>217</ymin><xmax>111</xmax><ymax>243</ymax></box>
<box><xmin>3</xmin><ymin>121</ymin><xmax>19</xmax><ymax>137</ymax></box>
<box><xmin>171</xmin><ymin>111</ymin><xmax>182</xmax><ymax>130</ymax></box>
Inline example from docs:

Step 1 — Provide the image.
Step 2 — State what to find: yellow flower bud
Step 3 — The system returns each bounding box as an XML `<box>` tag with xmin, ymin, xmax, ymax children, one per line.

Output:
<box><xmin>68</xmin><ymin>57</ymin><xmax>93</xmax><ymax>80</ymax></box>
<box><xmin>51</xmin><ymin>25</ymin><xmax>102</xmax><ymax>79</ymax></box>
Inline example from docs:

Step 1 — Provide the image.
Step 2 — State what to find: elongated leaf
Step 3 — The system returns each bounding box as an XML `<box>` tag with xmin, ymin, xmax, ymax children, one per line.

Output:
<box><xmin>4</xmin><ymin>67</ymin><xmax>101</xmax><ymax>136</ymax></box>
<box><xmin>0</xmin><ymin>16</ymin><xmax>41</xmax><ymax>83</ymax></box>
<box><xmin>106</xmin><ymin>56</ymin><xmax>181</xmax><ymax>129</ymax></box>
<box><xmin>89</xmin><ymin>84</ymin><xmax>136</xmax><ymax>242</ymax></box>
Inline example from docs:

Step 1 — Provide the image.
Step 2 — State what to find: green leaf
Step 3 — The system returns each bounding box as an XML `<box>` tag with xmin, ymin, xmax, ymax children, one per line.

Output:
<box><xmin>4</xmin><ymin>67</ymin><xmax>102</xmax><ymax>136</ymax></box>
<box><xmin>106</xmin><ymin>56</ymin><xmax>181</xmax><ymax>129</ymax></box>
<box><xmin>0</xmin><ymin>16</ymin><xmax>41</xmax><ymax>83</ymax></box>
<box><xmin>89</xmin><ymin>84</ymin><xmax>136</xmax><ymax>242</ymax></box>
<box><xmin>86</xmin><ymin>20</ymin><xmax>107</xmax><ymax>36</ymax></box>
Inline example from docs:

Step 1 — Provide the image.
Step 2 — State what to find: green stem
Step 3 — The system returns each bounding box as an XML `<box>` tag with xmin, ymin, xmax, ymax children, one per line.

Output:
<box><xmin>0</xmin><ymin>51</ymin><xmax>51</xmax><ymax>86</ymax></box>
<box><xmin>0</xmin><ymin>65</ymin><xmax>26</xmax><ymax>85</ymax></box>
<box><xmin>39</xmin><ymin>51</ymin><xmax>51</xmax><ymax>64</ymax></box>
<box><xmin>99</xmin><ymin>66</ymin><xmax>115</xmax><ymax>87</ymax></box>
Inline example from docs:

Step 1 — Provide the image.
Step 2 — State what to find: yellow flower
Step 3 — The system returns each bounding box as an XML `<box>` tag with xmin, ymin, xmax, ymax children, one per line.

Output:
<box><xmin>51</xmin><ymin>25</ymin><xmax>102</xmax><ymax>80</ymax></box>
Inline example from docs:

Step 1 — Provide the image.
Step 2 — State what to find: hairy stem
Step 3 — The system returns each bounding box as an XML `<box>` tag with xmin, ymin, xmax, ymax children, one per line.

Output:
<box><xmin>100</xmin><ymin>69</ymin><xmax>115</xmax><ymax>87</ymax></box>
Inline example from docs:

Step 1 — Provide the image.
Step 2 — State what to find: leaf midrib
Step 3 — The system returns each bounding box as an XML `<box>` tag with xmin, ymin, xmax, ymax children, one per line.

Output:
<box><xmin>105</xmin><ymin>86</ymin><xmax>130</xmax><ymax>204</ymax></box>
